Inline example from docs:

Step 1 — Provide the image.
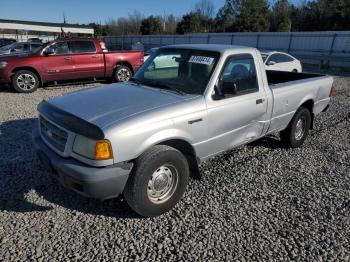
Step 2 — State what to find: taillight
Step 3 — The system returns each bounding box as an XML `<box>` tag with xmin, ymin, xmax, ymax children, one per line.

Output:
<box><xmin>329</xmin><ymin>84</ymin><xmax>334</xmax><ymax>97</ymax></box>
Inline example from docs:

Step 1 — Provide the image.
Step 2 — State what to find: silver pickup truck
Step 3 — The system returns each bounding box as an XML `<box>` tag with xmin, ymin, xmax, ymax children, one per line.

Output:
<box><xmin>33</xmin><ymin>44</ymin><xmax>333</xmax><ymax>217</ymax></box>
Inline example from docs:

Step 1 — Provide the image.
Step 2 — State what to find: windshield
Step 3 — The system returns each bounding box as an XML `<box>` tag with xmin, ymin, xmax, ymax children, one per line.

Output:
<box><xmin>261</xmin><ymin>54</ymin><xmax>268</xmax><ymax>62</ymax></box>
<box><xmin>0</xmin><ymin>43</ymin><xmax>17</xmax><ymax>51</ymax></box>
<box><xmin>133</xmin><ymin>48</ymin><xmax>220</xmax><ymax>95</ymax></box>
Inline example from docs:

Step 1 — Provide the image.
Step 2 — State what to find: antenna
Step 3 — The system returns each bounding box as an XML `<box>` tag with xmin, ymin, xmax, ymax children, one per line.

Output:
<box><xmin>63</xmin><ymin>12</ymin><xmax>67</xmax><ymax>24</ymax></box>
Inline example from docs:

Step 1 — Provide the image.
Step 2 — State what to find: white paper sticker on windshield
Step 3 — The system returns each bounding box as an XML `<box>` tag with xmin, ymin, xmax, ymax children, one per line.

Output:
<box><xmin>189</xmin><ymin>56</ymin><xmax>214</xmax><ymax>65</ymax></box>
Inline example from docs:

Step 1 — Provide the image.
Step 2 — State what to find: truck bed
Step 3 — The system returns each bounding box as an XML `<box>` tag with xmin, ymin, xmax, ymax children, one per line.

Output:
<box><xmin>266</xmin><ymin>70</ymin><xmax>333</xmax><ymax>134</ymax></box>
<box><xmin>266</xmin><ymin>70</ymin><xmax>324</xmax><ymax>85</ymax></box>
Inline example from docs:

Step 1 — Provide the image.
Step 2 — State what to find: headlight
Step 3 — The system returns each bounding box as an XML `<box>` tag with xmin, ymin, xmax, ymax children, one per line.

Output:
<box><xmin>73</xmin><ymin>135</ymin><xmax>113</xmax><ymax>160</ymax></box>
<box><xmin>0</xmin><ymin>61</ymin><xmax>8</xmax><ymax>69</ymax></box>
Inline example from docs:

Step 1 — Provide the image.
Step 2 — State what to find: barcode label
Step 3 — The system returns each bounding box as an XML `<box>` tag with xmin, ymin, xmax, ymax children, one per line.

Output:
<box><xmin>188</xmin><ymin>56</ymin><xmax>214</xmax><ymax>65</ymax></box>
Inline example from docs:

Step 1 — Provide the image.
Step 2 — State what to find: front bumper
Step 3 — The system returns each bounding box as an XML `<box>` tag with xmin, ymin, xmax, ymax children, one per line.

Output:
<box><xmin>32</xmin><ymin>128</ymin><xmax>133</xmax><ymax>200</ymax></box>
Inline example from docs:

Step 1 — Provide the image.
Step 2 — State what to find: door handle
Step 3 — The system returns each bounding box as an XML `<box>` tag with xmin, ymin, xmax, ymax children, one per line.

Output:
<box><xmin>256</xmin><ymin>98</ymin><xmax>265</xmax><ymax>104</ymax></box>
<box><xmin>91</xmin><ymin>55</ymin><xmax>99</xmax><ymax>58</ymax></box>
<box><xmin>64</xmin><ymin>57</ymin><xmax>72</xmax><ymax>60</ymax></box>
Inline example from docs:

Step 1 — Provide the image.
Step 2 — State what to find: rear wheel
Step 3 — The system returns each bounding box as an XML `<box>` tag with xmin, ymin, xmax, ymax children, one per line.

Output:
<box><xmin>12</xmin><ymin>70</ymin><xmax>39</xmax><ymax>93</ymax></box>
<box><xmin>280</xmin><ymin>106</ymin><xmax>311</xmax><ymax>148</ymax></box>
<box><xmin>114</xmin><ymin>65</ymin><xmax>132</xmax><ymax>82</ymax></box>
<box><xmin>123</xmin><ymin>145</ymin><xmax>189</xmax><ymax>217</ymax></box>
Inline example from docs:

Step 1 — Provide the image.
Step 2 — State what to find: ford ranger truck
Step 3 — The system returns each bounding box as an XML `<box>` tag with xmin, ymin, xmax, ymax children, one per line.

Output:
<box><xmin>0</xmin><ymin>38</ymin><xmax>143</xmax><ymax>93</ymax></box>
<box><xmin>33</xmin><ymin>44</ymin><xmax>333</xmax><ymax>217</ymax></box>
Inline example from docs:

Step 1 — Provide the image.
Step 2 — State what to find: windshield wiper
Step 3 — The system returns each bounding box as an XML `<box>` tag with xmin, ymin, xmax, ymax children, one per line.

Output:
<box><xmin>143</xmin><ymin>81</ymin><xmax>186</xmax><ymax>96</ymax></box>
<box><xmin>129</xmin><ymin>77</ymin><xmax>144</xmax><ymax>85</ymax></box>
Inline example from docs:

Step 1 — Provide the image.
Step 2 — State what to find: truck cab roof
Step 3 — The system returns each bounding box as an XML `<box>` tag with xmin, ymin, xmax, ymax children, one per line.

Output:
<box><xmin>161</xmin><ymin>44</ymin><xmax>257</xmax><ymax>54</ymax></box>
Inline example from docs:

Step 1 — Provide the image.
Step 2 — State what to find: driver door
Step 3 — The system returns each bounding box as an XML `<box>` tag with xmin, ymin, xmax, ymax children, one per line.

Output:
<box><xmin>203</xmin><ymin>54</ymin><xmax>268</xmax><ymax>156</ymax></box>
<box><xmin>40</xmin><ymin>41</ymin><xmax>76</xmax><ymax>82</ymax></box>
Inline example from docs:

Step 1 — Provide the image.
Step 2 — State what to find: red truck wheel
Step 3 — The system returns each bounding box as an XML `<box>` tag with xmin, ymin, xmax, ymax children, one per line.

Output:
<box><xmin>12</xmin><ymin>70</ymin><xmax>39</xmax><ymax>93</ymax></box>
<box><xmin>114</xmin><ymin>65</ymin><xmax>132</xmax><ymax>82</ymax></box>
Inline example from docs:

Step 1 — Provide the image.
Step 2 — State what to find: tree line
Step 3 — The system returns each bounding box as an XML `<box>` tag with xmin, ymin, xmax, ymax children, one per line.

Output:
<box><xmin>89</xmin><ymin>0</ymin><xmax>350</xmax><ymax>36</ymax></box>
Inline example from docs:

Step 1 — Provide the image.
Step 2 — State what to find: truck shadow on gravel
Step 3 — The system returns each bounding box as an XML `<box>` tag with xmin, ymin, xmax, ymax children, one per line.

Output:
<box><xmin>0</xmin><ymin>84</ymin><xmax>15</xmax><ymax>93</ymax></box>
<box><xmin>0</xmin><ymin>118</ymin><xmax>139</xmax><ymax>219</ymax></box>
<box><xmin>247</xmin><ymin>135</ymin><xmax>282</xmax><ymax>149</ymax></box>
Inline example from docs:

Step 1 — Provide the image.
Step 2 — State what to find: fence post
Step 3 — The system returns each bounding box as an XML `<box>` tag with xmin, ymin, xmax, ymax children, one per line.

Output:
<box><xmin>231</xmin><ymin>34</ymin><xmax>235</xmax><ymax>45</ymax></box>
<box><xmin>329</xmin><ymin>33</ymin><xmax>336</xmax><ymax>56</ymax></box>
<box><xmin>288</xmin><ymin>34</ymin><xmax>293</xmax><ymax>53</ymax></box>
<box><xmin>121</xmin><ymin>35</ymin><xmax>124</xmax><ymax>50</ymax></box>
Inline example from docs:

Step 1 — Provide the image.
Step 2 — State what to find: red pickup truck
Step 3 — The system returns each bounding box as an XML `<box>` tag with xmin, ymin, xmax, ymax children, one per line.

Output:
<box><xmin>0</xmin><ymin>38</ymin><xmax>143</xmax><ymax>93</ymax></box>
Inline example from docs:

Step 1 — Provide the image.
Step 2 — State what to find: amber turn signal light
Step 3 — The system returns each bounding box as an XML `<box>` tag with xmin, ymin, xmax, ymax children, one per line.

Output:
<box><xmin>94</xmin><ymin>140</ymin><xmax>113</xmax><ymax>160</ymax></box>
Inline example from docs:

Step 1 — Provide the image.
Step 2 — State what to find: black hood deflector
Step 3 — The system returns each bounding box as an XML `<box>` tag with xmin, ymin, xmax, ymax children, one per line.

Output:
<box><xmin>37</xmin><ymin>101</ymin><xmax>104</xmax><ymax>140</ymax></box>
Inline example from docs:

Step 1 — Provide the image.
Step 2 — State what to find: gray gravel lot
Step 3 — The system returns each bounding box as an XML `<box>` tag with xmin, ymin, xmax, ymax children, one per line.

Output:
<box><xmin>0</xmin><ymin>78</ymin><xmax>349</xmax><ymax>261</ymax></box>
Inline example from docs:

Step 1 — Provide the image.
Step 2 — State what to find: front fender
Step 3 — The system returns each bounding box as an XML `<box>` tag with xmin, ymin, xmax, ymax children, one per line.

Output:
<box><xmin>136</xmin><ymin>128</ymin><xmax>195</xmax><ymax>158</ymax></box>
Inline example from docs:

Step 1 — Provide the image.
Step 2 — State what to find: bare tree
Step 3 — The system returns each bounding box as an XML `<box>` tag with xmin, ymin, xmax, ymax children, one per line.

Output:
<box><xmin>128</xmin><ymin>10</ymin><xmax>144</xmax><ymax>35</ymax></box>
<box><xmin>195</xmin><ymin>0</ymin><xmax>215</xmax><ymax>19</ymax></box>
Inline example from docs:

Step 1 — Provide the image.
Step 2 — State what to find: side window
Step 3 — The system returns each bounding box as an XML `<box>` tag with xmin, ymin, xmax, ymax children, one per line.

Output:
<box><xmin>267</xmin><ymin>54</ymin><xmax>279</xmax><ymax>63</ymax></box>
<box><xmin>218</xmin><ymin>54</ymin><xmax>259</xmax><ymax>98</ymax></box>
<box><xmin>31</xmin><ymin>44</ymin><xmax>42</xmax><ymax>52</ymax></box>
<box><xmin>50</xmin><ymin>42</ymin><xmax>70</xmax><ymax>55</ymax></box>
<box><xmin>23</xmin><ymin>44</ymin><xmax>29</xmax><ymax>51</ymax></box>
<box><xmin>279</xmin><ymin>54</ymin><xmax>294</xmax><ymax>62</ymax></box>
<box><xmin>71</xmin><ymin>41</ymin><xmax>96</xmax><ymax>54</ymax></box>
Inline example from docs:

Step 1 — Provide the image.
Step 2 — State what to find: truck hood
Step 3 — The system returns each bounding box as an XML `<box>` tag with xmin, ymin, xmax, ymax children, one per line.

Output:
<box><xmin>47</xmin><ymin>83</ymin><xmax>193</xmax><ymax>129</ymax></box>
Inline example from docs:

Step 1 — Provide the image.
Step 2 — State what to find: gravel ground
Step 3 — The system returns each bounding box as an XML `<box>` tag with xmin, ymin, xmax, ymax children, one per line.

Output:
<box><xmin>0</xmin><ymin>78</ymin><xmax>349</xmax><ymax>261</ymax></box>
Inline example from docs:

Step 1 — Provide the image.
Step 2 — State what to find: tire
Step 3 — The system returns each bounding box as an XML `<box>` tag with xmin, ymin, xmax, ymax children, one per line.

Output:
<box><xmin>123</xmin><ymin>145</ymin><xmax>190</xmax><ymax>217</ymax></box>
<box><xmin>12</xmin><ymin>70</ymin><xmax>39</xmax><ymax>93</ymax></box>
<box><xmin>292</xmin><ymin>69</ymin><xmax>298</xmax><ymax>73</ymax></box>
<box><xmin>114</xmin><ymin>65</ymin><xmax>132</xmax><ymax>82</ymax></box>
<box><xmin>280</xmin><ymin>106</ymin><xmax>311</xmax><ymax>148</ymax></box>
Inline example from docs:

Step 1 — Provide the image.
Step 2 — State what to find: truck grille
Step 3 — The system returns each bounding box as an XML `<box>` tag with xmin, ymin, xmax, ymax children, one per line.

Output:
<box><xmin>39</xmin><ymin>116</ymin><xmax>68</xmax><ymax>152</ymax></box>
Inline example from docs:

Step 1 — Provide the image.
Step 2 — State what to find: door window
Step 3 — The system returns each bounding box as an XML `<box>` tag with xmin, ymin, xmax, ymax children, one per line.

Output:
<box><xmin>267</xmin><ymin>54</ymin><xmax>279</xmax><ymax>63</ymax></box>
<box><xmin>218</xmin><ymin>54</ymin><xmax>259</xmax><ymax>98</ymax></box>
<box><xmin>268</xmin><ymin>53</ymin><xmax>294</xmax><ymax>63</ymax></box>
<box><xmin>50</xmin><ymin>42</ymin><xmax>70</xmax><ymax>55</ymax></box>
<box><xmin>23</xmin><ymin>44</ymin><xmax>29</xmax><ymax>51</ymax></box>
<box><xmin>278</xmin><ymin>54</ymin><xmax>294</xmax><ymax>62</ymax></box>
<box><xmin>70</xmin><ymin>41</ymin><xmax>96</xmax><ymax>54</ymax></box>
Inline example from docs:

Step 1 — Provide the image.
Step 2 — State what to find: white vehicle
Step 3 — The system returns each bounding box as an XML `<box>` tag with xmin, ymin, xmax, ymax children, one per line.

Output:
<box><xmin>261</xmin><ymin>51</ymin><xmax>302</xmax><ymax>72</ymax></box>
<box><xmin>144</xmin><ymin>47</ymin><xmax>179</xmax><ymax>70</ymax></box>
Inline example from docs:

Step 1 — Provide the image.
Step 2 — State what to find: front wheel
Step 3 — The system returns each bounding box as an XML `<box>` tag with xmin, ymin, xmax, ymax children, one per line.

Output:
<box><xmin>123</xmin><ymin>145</ymin><xmax>189</xmax><ymax>217</ymax></box>
<box><xmin>114</xmin><ymin>65</ymin><xmax>132</xmax><ymax>82</ymax></box>
<box><xmin>12</xmin><ymin>70</ymin><xmax>39</xmax><ymax>93</ymax></box>
<box><xmin>280</xmin><ymin>106</ymin><xmax>311</xmax><ymax>148</ymax></box>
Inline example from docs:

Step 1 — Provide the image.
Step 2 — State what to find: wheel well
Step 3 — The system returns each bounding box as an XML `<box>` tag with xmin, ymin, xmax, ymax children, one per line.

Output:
<box><xmin>300</xmin><ymin>99</ymin><xmax>314</xmax><ymax>129</ymax></box>
<box><xmin>158</xmin><ymin>139</ymin><xmax>201</xmax><ymax>179</ymax></box>
<box><xmin>11</xmin><ymin>67</ymin><xmax>42</xmax><ymax>86</ymax></box>
<box><xmin>115</xmin><ymin>61</ymin><xmax>133</xmax><ymax>74</ymax></box>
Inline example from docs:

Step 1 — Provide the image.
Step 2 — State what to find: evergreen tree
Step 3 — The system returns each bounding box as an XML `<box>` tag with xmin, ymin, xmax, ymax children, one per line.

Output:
<box><xmin>270</xmin><ymin>0</ymin><xmax>292</xmax><ymax>32</ymax></box>
<box><xmin>140</xmin><ymin>16</ymin><xmax>162</xmax><ymax>35</ymax></box>
<box><xmin>176</xmin><ymin>12</ymin><xmax>202</xmax><ymax>34</ymax></box>
<box><xmin>236</xmin><ymin>0</ymin><xmax>270</xmax><ymax>32</ymax></box>
<box><xmin>215</xmin><ymin>0</ymin><xmax>242</xmax><ymax>32</ymax></box>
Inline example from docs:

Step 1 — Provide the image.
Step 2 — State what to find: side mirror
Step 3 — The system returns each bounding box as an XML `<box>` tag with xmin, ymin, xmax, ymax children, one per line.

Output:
<box><xmin>10</xmin><ymin>49</ymin><xmax>19</xmax><ymax>53</ymax></box>
<box><xmin>267</xmin><ymin>60</ymin><xmax>276</xmax><ymax>66</ymax></box>
<box><xmin>212</xmin><ymin>85</ymin><xmax>224</xmax><ymax>100</ymax></box>
<box><xmin>43</xmin><ymin>47</ymin><xmax>54</xmax><ymax>56</ymax></box>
